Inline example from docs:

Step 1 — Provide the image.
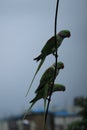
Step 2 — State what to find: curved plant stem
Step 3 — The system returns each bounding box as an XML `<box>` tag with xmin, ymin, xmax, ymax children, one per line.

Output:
<box><xmin>44</xmin><ymin>0</ymin><xmax>59</xmax><ymax>130</ymax></box>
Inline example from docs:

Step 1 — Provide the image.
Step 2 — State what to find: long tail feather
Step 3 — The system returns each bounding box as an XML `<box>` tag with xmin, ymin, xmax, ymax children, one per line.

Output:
<box><xmin>43</xmin><ymin>84</ymin><xmax>49</xmax><ymax>111</ymax></box>
<box><xmin>23</xmin><ymin>102</ymin><xmax>35</xmax><ymax>119</ymax></box>
<box><xmin>23</xmin><ymin>95</ymin><xmax>41</xmax><ymax>119</ymax></box>
<box><xmin>34</xmin><ymin>54</ymin><xmax>41</xmax><ymax>61</ymax></box>
<box><xmin>25</xmin><ymin>57</ymin><xmax>45</xmax><ymax>97</ymax></box>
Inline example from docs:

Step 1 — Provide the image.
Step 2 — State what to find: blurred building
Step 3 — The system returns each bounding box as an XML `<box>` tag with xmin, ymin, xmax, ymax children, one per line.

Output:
<box><xmin>53</xmin><ymin>109</ymin><xmax>81</xmax><ymax>130</ymax></box>
<box><xmin>0</xmin><ymin>121</ymin><xmax>9</xmax><ymax>130</ymax></box>
<box><xmin>0</xmin><ymin>109</ymin><xmax>82</xmax><ymax>130</ymax></box>
<box><xmin>24</xmin><ymin>110</ymin><xmax>54</xmax><ymax>130</ymax></box>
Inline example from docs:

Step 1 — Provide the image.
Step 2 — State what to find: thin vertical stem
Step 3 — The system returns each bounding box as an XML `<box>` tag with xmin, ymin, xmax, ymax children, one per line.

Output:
<box><xmin>44</xmin><ymin>0</ymin><xmax>59</xmax><ymax>130</ymax></box>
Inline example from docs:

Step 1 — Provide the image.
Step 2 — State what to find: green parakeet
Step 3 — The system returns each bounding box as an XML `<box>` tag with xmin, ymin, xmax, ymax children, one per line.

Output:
<box><xmin>34</xmin><ymin>30</ymin><xmax>71</xmax><ymax>61</ymax></box>
<box><xmin>29</xmin><ymin>83</ymin><xmax>66</xmax><ymax>110</ymax></box>
<box><xmin>24</xmin><ymin>83</ymin><xmax>65</xmax><ymax>118</ymax></box>
<box><xmin>35</xmin><ymin>61</ymin><xmax>64</xmax><ymax>93</ymax></box>
<box><xmin>26</xmin><ymin>30</ymin><xmax>70</xmax><ymax>96</ymax></box>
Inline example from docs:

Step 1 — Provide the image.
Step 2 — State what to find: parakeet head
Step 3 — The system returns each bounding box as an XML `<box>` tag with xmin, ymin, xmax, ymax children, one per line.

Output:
<box><xmin>53</xmin><ymin>61</ymin><xmax>64</xmax><ymax>69</ymax></box>
<box><xmin>58</xmin><ymin>30</ymin><xmax>71</xmax><ymax>38</ymax></box>
<box><xmin>53</xmin><ymin>84</ymin><xmax>66</xmax><ymax>92</ymax></box>
<box><xmin>57</xmin><ymin>61</ymin><xmax>64</xmax><ymax>69</ymax></box>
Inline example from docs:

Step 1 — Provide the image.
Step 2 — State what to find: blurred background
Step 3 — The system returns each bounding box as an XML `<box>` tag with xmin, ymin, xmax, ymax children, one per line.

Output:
<box><xmin>0</xmin><ymin>1</ymin><xmax>87</xmax><ymax>128</ymax></box>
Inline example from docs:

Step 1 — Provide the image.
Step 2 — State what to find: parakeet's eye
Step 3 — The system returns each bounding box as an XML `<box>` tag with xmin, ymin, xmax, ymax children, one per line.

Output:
<box><xmin>58</xmin><ymin>33</ymin><xmax>65</xmax><ymax>38</ymax></box>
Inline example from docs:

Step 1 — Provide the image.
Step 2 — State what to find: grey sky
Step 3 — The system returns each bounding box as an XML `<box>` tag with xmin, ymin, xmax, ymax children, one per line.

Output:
<box><xmin>0</xmin><ymin>0</ymin><xmax>87</xmax><ymax>118</ymax></box>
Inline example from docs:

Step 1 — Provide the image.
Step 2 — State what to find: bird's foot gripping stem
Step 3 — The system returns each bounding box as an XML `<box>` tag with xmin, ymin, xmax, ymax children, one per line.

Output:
<box><xmin>47</xmin><ymin>97</ymin><xmax>51</xmax><ymax>102</ymax></box>
<box><xmin>53</xmin><ymin>52</ymin><xmax>58</xmax><ymax>58</ymax></box>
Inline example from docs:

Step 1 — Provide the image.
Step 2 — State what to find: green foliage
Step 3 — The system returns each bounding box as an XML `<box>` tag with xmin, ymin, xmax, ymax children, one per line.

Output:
<box><xmin>74</xmin><ymin>97</ymin><xmax>87</xmax><ymax>119</ymax></box>
<box><xmin>67</xmin><ymin>120</ymin><xmax>87</xmax><ymax>130</ymax></box>
<box><xmin>66</xmin><ymin>97</ymin><xmax>87</xmax><ymax>130</ymax></box>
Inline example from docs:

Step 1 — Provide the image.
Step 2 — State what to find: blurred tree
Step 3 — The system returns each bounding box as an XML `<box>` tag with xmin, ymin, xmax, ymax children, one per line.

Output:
<box><xmin>66</xmin><ymin>97</ymin><xmax>87</xmax><ymax>130</ymax></box>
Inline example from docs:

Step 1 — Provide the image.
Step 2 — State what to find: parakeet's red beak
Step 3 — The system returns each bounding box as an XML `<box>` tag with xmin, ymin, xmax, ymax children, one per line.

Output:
<box><xmin>68</xmin><ymin>32</ymin><xmax>71</xmax><ymax>37</ymax></box>
<box><xmin>62</xmin><ymin>64</ymin><xmax>64</xmax><ymax>69</ymax></box>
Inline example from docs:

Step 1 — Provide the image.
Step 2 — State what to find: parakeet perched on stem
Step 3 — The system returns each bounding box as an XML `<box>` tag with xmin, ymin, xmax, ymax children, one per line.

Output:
<box><xmin>35</xmin><ymin>61</ymin><xmax>64</xmax><ymax>93</ymax></box>
<box><xmin>24</xmin><ymin>84</ymin><xmax>65</xmax><ymax>119</ymax></box>
<box><xmin>29</xmin><ymin>84</ymin><xmax>66</xmax><ymax>110</ymax></box>
<box><xmin>26</xmin><ymin>30</ymin><xmax>70</xmax><ymax>96</ymax></box>
<box><xmin>35</xmin><ymin>61</ymin><xmax>64</xmax><ymax>109</ymax></box>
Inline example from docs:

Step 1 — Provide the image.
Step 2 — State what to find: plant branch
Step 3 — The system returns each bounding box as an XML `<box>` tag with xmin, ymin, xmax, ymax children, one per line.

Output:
<box><xmin>44</xmin><ymin>0</ymin><xmax>59</xmax><ymax>129</ymax></box>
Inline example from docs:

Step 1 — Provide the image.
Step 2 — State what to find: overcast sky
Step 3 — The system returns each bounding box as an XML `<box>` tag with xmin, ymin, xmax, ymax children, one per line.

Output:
<box><xmin>0</xmin><ymin>0</ymin><xmax>87</xmax><ymax>118</ymax></box>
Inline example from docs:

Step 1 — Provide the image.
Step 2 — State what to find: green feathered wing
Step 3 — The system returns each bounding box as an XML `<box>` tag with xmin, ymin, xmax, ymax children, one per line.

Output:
<box><xmin>35</xmin><ymin>66</ymin><xmax>55</xmax><ymax>93</ymax></box>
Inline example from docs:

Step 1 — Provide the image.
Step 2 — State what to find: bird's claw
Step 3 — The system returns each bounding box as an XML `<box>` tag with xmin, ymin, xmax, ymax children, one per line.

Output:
<box><xmin>53</xmin><ymin>52</ymin><xmax>58</xmax><ymax>58</ymax></box>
